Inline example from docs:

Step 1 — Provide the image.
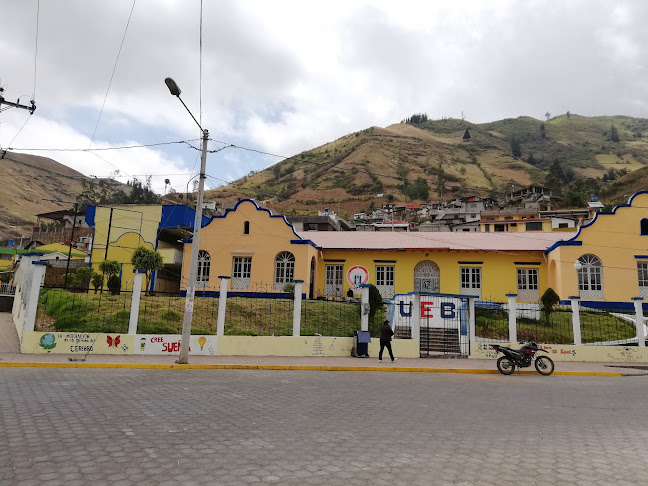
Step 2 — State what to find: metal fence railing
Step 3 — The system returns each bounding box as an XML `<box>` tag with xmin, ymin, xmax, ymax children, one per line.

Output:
<box><xmin>516</xmin><ymin>304</ymin><xmax>574</xmax><ymax>344</ymax></box>
<box><xmin>1</xmin><ymin>282</ymin><xmax>15</xmax><ymax>295</ymax></box>
<box><xmin>225</xmin><ymin>296</ymin><xmax>294</xmax><ymax>336</ymax></box>
<box><xmin>474</xmin><ymin>301</ymin><xmax>509</xmax><ymax>341</ymax></box>
<box><xmin>579</xmin><ymin>305</ymin><xmax>637</xmax><ymax>345</ymax></box>
<box><xmin>37</xmin><ymin>286</ymin><xmax>133</xmax><ymax>334</ymax></box>
<box><xmin>300</xmin><ymin>298</ymin><xmax>362</xmax><ymax>337</ymax></box>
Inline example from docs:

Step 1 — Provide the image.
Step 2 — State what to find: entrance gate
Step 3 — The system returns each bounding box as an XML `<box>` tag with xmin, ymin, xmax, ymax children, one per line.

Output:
<box><xmin>390</xmin><ymin>292</ymin><xmax>474</xmax><ymax>356</ymax></box>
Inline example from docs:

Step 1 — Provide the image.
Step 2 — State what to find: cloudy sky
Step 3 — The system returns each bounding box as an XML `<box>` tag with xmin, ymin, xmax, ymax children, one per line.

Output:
<box><xmin>1</xmin><ymin>0</ymin><xmax>647</xmax><ymax>193</ymax></box>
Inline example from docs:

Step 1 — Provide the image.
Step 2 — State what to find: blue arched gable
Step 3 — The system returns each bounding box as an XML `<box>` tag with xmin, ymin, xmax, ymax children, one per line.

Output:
<box><xmin>546</xmin><ymin>190</ymin><xmax>648</xmax><ymax>254</ymax></box>
<box><xmin>184</xmin><ymin>199</ymin><xmax>319</xmax><ymax>249</ymax></box>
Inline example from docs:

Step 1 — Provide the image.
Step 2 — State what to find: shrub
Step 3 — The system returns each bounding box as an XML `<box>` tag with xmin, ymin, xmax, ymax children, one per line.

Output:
<box><xmin>541</xmin><ymin>288</ymin><xmax>560</xmax><ymax>323</ymax></box>
<box><xmin>107</xmin><ymin>275</ymin><xmax>121</xmax><ymax>295</ymax></box>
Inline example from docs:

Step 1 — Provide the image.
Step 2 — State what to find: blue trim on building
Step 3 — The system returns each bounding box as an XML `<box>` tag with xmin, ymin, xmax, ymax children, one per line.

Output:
<box><xmin>31</xmin><ymin>261</ymin><xmax>47</xmax><ymax>266</ymax></box>
<box><xmin>290</xmin><ymin>239</ymin><xmax>319</xmax><ymax>248</ymax></box>
<box><xmin>559</xmin><ymin>299</ymin><xmax>648</xmax><ymax>312</ymax></box>
<box><xmin>545</xmin><ymin>240</ymin><xmax>582</xmax><ymax>254</ymax></box>
<box><xmin>634</xmin><ymin>255</ymin><xmax>648</xmax><ymax>259</ymax></box>
<box><xmin>85</xmin><ymin>205</ymin><xmax>96</xmax><ymax>227</ymax></box>
<box><xmin>458</xmin><ymin>261</ymin><xmax>483</xmax><ymax>265</ymax></box>
<box><xmin>133</xmin><ymin>269</ymin><xmax>146</xmax><ymax>273</ymax></box>
<box><xmin>118</xmin><ymin>263</ymin><xmax>123</xmax><ymax>281</ymax></box>
<box><xmin>505</xmin><ymin>293</ymin><xmax>517</xmax><ymax>297</ymax></box>
<box><xmin>514</xmin><ymin>262</ymin><xmax>541</xmax><ymax>266</ymax></box>
<box><xmin>546</xmin><ymin>190</ymin><xmax>648</xmax><ymax>254</ymax></box>
<box><xmin>324</xmin><ymin>259</ymin><xmax>346</xmax><ymax>263</ymax></box>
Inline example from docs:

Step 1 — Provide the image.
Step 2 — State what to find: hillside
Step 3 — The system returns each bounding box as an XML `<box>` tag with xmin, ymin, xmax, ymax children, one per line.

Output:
<box><xmin>205</xmin><ymin>114</ymin><xmax>648</xmax><ymax>216</ymax></box>
<box><xmin>0</xmin><ymin>151</ymin><xmax>129</xmax><ymax>240</ymax></box>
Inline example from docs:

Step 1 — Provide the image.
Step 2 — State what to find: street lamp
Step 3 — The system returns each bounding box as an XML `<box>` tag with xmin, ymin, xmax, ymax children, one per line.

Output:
<box><xmin>574</xmin><ymin>260</ymin><xmax>583</xmax><ymax>299</ymax></box>
<box><xmin>165</xmin><ymin>77</ymin><xmax>208</xmax><ymax>364</ymax></box>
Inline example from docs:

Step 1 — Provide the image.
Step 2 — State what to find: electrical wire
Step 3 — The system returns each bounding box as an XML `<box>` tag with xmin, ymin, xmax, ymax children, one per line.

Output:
<box><xmin>32</xmin><ymin>0</ymin><xmax>40</xmax><ymax>101</ymax></box>
<box><xmin>9</xmin><ymin>139</ymin><xmax>200</xmax><ymax>152</ymax></box>
<box><xmin>88</xmin><ymin>0</ymin><xmax>136</xmax><ymax>148</ymax></box>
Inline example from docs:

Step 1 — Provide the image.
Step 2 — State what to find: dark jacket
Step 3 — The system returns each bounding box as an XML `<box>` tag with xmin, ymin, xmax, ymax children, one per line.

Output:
<box><xmin>380</xmin><ymin>323</ymin><xmax>394</xmax><ymax>341</ymax></box>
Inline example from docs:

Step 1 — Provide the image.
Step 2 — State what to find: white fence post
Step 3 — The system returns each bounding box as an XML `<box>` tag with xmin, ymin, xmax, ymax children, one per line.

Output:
<box><xmin>22</xmin><ymin>260</ymin><xmax>47</xmax><ymax>339</ymax></box>
<box><xmin>216</xmin><ymin>276</ymin><xmax>230</xmax><ymax>336</ymax></box>
<box><xmin>292</xmin><ymin>280</ymin><xmax>303</xmax><ymax>337</ymax></box>
<box><xmin>506</xmin><ymin>293</ymin><xmax>517</xmax><ymax>344</ymax></box>
<box><xmin>411</xmin><ymin>293</ymin><xmax>421</xmax><ymax>341</ymax></box>
<box><xmin>569</xmin><ymin>296</ymin><xmax>582</xmax><ymax>345</ymax></box>
<box><xmin>468</xmin><ymin>297</ymin><xmax>476</xmax><ymax>344</ymax></box>
<box><xmin>128</xmin><ymin>270</ymin><xmax>144</xmax><ymax>335</ymax></box>
<box><xmin>632</xmin><ymin>297</ymin><xmax>645</xmax><ymax>347</ymax></box>
<box><xmin>360</xmin><ymin>284</ymin><xmax>370</xmax><ymax>332</ymax></box>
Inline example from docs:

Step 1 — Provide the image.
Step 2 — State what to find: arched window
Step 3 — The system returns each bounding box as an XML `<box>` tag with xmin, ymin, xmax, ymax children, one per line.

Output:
<box><xmin>244</xmin><ymin>221</ymin><xmax>250</xmax><ymax>235</ymax></box>
<box><xmin>274</xmin><ymin>251</ymin><xmax>295</xmax><ymax>290</ymax></box>
<box><xmin>577</xmin><ymin>254</ymin><xmax>604</xmax><ymax>299</ymax></box>
<box><xmin>197</xmin><ymin>250</ymin><xmax>211</xmax><ymax>286</ymax></box>
<box><xmin>641</xmin><ymin>218</ymin><xmax>648</xmax><ymax>236</ymax></box>
<box><xmin>414</xmin><ymin>261</ymin><xmax>440</xmax><ymax>292</ymax></box>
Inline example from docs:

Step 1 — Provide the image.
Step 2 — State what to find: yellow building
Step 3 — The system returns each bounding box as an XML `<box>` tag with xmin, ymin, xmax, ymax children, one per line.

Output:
<box><xmin>181</xmin><ymin>199</ymin><xmax>576</xmax><ymax>303</ymax></box>
<box><xmin>86</xmin><ymin>204</ymin><xmax>208</xmax><ymax>291</ymax></box>
<box><xmin>547</xmin><ymin>191</ymin><xmax>648</xmax><ymax>304</ymax></box>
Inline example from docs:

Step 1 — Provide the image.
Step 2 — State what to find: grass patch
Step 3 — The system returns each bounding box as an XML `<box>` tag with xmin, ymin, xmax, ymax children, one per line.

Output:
<box><xmin>475</xmin><ymin>307</ymin><xmax>636</xmax><ymax>344</ymax></box>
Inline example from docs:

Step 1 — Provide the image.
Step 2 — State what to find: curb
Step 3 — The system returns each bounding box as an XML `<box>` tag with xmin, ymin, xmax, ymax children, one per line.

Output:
<box><xmin>0</xmin><ymin>361</ymin><xmax>625</xmax><ymax>376</ymax></box>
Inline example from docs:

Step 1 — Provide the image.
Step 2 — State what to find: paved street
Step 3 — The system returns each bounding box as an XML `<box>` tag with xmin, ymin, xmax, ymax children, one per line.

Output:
<box><xmin>0</xmin><ymin>369</ymin><xmax>647</xmax><ymax>486</ymax></box>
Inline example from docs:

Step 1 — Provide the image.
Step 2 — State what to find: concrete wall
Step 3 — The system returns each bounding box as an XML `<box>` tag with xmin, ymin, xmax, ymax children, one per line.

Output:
<box><xmin>21</xmin><ymin>331</ymin><xmax>419</xmax><ymax>358</ymax></box>
<box><xmin>470</xmin><ymin>342</ymin><xmax>648</xmax><ymax>363</ymax></box>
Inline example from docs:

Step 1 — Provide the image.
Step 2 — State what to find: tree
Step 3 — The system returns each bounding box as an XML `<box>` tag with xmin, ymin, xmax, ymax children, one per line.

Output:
<box><xmin>368</xmin><ymin>283</ymin><xmax>383</xmax><ymax>329</ymax></box>
<box><xmin>540</xmin><ymin>123</ymin><xmax>546</xmax><ymax>139</ymax></box>
<box><xmin>131</xmin><ymin>246</ymin><xmax>164</xmax><ymax>294</ymax></box>
<box><xmin>74</xmin><ymin>267</ymin><xmax>93</xmax><ymax>291</ymax></box>
<box><xmin>511</xmin><ymin>138</ymin><xmax>522</xmax><ymax>158</ymax></box>
<box><xmin>541</xmin><ymin>288</ymin><xmax>560</xmax><ymax>324</ymax></box>
<box><xmin>91</xmin><ymin>273</ymin><xmax>103</xmax><ymax>294</ymax></box>
<box><xmin>462</xmin><ymin>129</ymin><xmax>471</xmax><ymax>141</ymax></box>
<box><xmin>566</xmin><ymin>111</ymin><xmax>570</xmax><ymax>118</ymax></box>
<box><xmin>609</xmin><ymin>124</ymin><xmax>620</xmax><ymax>143</ymax></box>
<box><xmin>545</xmin><ymin>112</ymin><xmax>551</xmax><ymax>121</ymax></box>
<box><xmin>403</xmin><ymin>177</ymin><xmax>430</xmax><ymax>201</ymax></box>
<box><xmin>545</xmin><ymin>159</ymin><xmax>566</xmax><ymax>194</ymax></box>
<box><xmin>99</xmin><ymin>260</ymin><xmax>120</xmax><ymax>278</ymax></box>
<box><xmin>107</xmin><ymin>275</ymin><xmax>121</xmax><ymax>295</ymax></box>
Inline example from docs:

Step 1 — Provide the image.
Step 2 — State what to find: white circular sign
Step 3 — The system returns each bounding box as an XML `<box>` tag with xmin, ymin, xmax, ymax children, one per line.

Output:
<box><xmin>346</xmin><ymin>265</ymin><xmax>369</xmax><ymax>288</ymax></box>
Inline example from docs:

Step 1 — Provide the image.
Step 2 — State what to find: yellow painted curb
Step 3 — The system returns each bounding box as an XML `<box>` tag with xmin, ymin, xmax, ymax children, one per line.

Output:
<box><xmin>0</xmin><ymin>362</ymin><xmax>626</xmax><ymax>376</ymax></box>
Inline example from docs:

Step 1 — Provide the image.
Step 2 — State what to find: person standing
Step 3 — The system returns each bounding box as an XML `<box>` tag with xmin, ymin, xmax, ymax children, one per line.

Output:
<box><xmin>379</xmin><ymin>319</ymin><xmax>397</xmax><ymax>363</ymax></box>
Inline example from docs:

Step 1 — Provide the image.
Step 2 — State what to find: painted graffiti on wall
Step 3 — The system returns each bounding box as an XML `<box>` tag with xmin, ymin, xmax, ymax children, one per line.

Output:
<box><xmin>391</xmin><ymin>293</ymin><xmax>467</xmax><ymax>334</ymax></box>
<box><xmin>29</xmin><ymin>332</ymin><xmax>132</xmax><ymax>354</ymax></box>
<box><xmin>134</xmin><ymin>335</ymin><xmax>217</xmax><ymax>356</ymax></box>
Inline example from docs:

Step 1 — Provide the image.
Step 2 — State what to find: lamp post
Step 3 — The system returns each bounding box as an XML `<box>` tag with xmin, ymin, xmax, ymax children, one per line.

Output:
<box><xmin>574</xmin><ymin>260</ymin><xmax>583</xmax><ymax>299</ymax></box>
<box><xmin>165</xmin><ymin>77</ymin><xmax>208</xmax><ymax>364</ymax></box>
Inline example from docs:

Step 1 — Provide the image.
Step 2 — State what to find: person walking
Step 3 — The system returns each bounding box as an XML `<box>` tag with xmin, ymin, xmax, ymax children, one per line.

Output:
<box><xmin>379</xmin><ymin>319</ymin><xmax>397</xmax><ymax>363</ymax></box>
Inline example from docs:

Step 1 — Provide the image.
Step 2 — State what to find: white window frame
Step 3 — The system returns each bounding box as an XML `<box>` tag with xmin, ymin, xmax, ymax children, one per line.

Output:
<box><xmin>232</xmin><ymin>257</ymin><xmax>252</xmax><ymax>290</ymax></box>
<box><xmin>577</xmin><ymin>254</ymin><xmax>604</xmax><ymax>299</ymax></box>
<box><xmin>274</xmin><ymin>251</ymin><xmax>295</xmax><ymax>290</ymax></box>
<box><xmin>375</xmin><ymin>265</ymin><xmax>395</xmax><ymax>298</ymax></box>
<box><xmin>638</xmin><ymin>262</ymin><xmax>648</xmax><ymax>299</ymax></box>
<box><xmin>517</xmin><ymin>267</ymin><xmax>539</xmax><ymax>302</ymax></box>
<box><xmin>197</xmin><ymin>250</ymin><xmax>210</xmax><ymax>287</ymax></box>
<box><xmin>460</xmin><ymin>267</ymin><xmax>481</xmax><ymax>297</ymax></box>
<box><xmin>324</xmin><ymin>264</ymin><xmax>344</xmax><ymax>297</ymax></box>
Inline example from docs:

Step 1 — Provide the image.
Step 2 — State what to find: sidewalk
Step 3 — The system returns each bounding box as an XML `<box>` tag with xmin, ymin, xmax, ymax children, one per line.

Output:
<box><xmin>1</xmin><ymin>314</ymin><xmax>646</xmax><ymax>376</ymax></box>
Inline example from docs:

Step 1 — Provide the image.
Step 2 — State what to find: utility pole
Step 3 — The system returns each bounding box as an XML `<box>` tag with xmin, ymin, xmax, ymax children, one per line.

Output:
<box><xmin>0</xmin><ymin>87</ymin><xmax>36</xmax><ymax>115</ymax></box>
<box><xmin>63</xmin><ymin>203</ymin><xmax>79</xmax><ymax>290</ymax></box>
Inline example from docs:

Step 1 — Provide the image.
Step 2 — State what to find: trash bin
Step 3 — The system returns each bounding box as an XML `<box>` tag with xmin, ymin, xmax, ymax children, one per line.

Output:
<box><xmin>353</xmin><ymin>330</ymin><xmax>371</xmax><ymax>358</ymax></box>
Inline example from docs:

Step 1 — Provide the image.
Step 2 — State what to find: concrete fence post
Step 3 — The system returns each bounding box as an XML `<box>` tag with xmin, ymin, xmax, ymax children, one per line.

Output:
<box><xmin>360</xmin><ymin>284</ymin><xmax>370</xmax><ymax>332</ymax></box>
<box><xmin>468</xmin><ymin>297</ymin><xmax>476</xmax><ymax>344</ymax></box>
<box><xmin>506</xmin><ymin>294</ymin><xmax>517</xmax><ymax>344</ymax></box>
<box><xmin>292</xmin><ymin>280</ymin><xmax>304</xmax><ymax>337</ymax></box>
<box><xmin>128</xmin><ymin>270</ymin><xmax>145</xmax><ymax>335</ymax></box>
<box><xmin>632</xmin><ymin>297</ymin><xmax>645</xmax><ymax>347</ymax></box>
<box><xmin>216</xmin><ymin>276</ymin><xmax>230</xmax><ymax>336</ymax></box>
<box><xmin>569</xmin><ymin>296</ymin><xmax>582</xmax><ymax>345</ymax></box>
<box><xmin>23</xmin><ymin>261</ymin><xmax>47</xmax><ymax>339</ymax></box>
<box><xmin>411</xmin><ymin>293</ymin><xmax>421</xmax><ymax>341</ymax></box>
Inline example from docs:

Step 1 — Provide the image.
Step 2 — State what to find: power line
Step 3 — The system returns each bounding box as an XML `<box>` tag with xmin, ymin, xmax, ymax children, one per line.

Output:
<box><xmin>88</xmin><ymin>0</ymin><xmax>136</xmax><ymax>148</ymax></box>
<box><xmin>33</xmin><ymin>0</ymin><xmax>40</xmax><ymax>101</ymax></box>
<box><xmin>9</xmin><ymin>139</ymin><xmax>198</xmax><ymax>152</ymax></box>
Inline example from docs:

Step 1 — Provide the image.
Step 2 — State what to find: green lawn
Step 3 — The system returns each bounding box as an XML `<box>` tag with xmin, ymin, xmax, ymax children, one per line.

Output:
<box><xmin>36</xmin><ymin>289</ymin><xmax>385</xmax><ymax>337</ymax></box>
<box><xmin>475</xmin><ymin>307</ymin><xmax>636</xmax><ymax>344</ymax></box>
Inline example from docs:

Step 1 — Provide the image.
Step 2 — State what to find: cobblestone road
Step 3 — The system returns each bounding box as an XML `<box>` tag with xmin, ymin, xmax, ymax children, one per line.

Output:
<box><xmin>1</xmin><ymin>369</ymin><xmax>646</xmax><ymax>485</ymax></box>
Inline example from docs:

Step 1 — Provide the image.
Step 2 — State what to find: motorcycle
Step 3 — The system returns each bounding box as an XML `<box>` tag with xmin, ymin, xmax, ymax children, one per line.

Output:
<box><xmin>491</xmin><ymin>341</ymin><xmax>554</xmax><ymax>376</ymax></box>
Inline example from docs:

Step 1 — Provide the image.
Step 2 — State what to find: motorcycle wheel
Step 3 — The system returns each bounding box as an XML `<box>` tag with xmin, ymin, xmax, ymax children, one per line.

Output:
<box><xmin>535</xmin><ymin>356</ymin><xmax>554</xmax><ymax>376</ymax></box>
<box><xmin>497</xmin><ymin>356</ymin><xmax>515</xmax><ymax>375</ymax></box>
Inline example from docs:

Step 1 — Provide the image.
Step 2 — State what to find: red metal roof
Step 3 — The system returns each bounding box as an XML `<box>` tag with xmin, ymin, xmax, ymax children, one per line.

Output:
<box><xmin>299</xmin><ymin>231</ymin><xmax>573</xmax><ymax>251</ymax></box>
